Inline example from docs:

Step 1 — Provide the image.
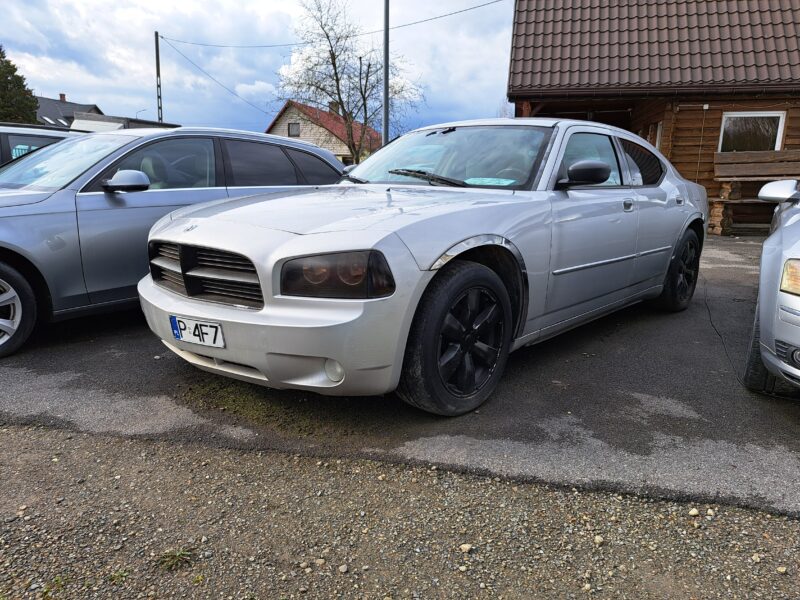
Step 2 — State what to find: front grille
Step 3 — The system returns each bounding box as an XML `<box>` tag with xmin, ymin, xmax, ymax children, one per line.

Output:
<box><xmin>149</xmin><ymin>242</ymin><xmax>264</xmax><ymax>309</ymax></box>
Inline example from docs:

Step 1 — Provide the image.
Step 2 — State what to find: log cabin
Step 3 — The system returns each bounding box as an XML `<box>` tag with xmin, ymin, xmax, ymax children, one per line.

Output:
<box><xmin>507</xmin><ymin>0</ymin><xmax>800</xmax><ymax>235</ymax></box>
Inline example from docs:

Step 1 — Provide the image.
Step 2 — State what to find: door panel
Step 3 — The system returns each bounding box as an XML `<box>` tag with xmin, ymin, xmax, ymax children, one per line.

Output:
<box><xmin>77</xmin><ymin>137</ymin><xmax>227</xmax><ymax>303</ymax></box>
<box><xmin>618</xmin><ymin>138</ymin><xmax>687</xmax><ymax>288</ymax></box>
<box><xmin>542</xmin><ymin>132</ymin><xmax>639</xmax><ymax>327</ymax></box>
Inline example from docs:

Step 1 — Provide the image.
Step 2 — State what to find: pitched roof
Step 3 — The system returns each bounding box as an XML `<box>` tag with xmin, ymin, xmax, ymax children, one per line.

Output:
<box><xmin>36</xmin><ymin>95</ymin><xmax>103</xmax><ymax>128</ymax></box>
<box><xmin>267</xmin><ymin>100</ymin><xmax>382</xmax><ymax>152</ymax></box>
<box><xmin>508</xmin><ymin>0</ymin><xmax>800</xmax><ymax>98</ymax></box>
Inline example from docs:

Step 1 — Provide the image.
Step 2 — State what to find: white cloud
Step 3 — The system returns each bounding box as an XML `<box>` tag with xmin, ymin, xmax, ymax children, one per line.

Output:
<box><xmin>1</xmin><ymin>0</ymin><xmax>515</xmax><ymax>130</ymax></box>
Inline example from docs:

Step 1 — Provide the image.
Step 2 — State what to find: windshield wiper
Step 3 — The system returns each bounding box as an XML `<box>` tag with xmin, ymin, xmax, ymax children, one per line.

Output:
<box><xmin>340</xmin><ymin>173</ymin><xmax>368</xmax><ymax>184</ymax></box>
<box><xmin>387</xmin><ymin>168</ymin><xmax>467</xmax><ymax>187</ymax></box>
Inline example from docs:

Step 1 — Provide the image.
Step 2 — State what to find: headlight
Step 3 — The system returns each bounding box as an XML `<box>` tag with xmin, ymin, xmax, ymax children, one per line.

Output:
<box><xmin>781</xmin><ymin>259</ymin><xmax>800</xmax><ymax>296</ymax></box>
<box><xmin>280</xmin><ymin>251</ymin><xmax>395</xmax><ymax>299</ymax></box>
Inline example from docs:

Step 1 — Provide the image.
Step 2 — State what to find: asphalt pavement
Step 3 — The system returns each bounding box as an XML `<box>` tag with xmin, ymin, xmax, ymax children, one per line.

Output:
<box><xmin>4</xmin><ymin>235</ymin><xmax>800</xmax><ymax>514</ymax></box>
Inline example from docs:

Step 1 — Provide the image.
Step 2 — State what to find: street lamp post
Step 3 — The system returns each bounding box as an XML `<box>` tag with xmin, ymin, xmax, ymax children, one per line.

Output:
<box><xmin>382</xmin><ymin>0</ymin><xmax>389</xmax><ymax>146</ymax></box>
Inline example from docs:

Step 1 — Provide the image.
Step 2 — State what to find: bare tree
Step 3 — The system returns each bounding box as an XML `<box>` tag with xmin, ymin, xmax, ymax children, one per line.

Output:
<box><xmin>279</xmin><ymin>0</ymin><xmax>421</xmax><ymax>162</ymax></box>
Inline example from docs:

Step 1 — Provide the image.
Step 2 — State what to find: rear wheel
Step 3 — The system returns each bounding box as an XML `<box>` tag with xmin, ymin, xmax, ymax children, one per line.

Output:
<box><xmin>397</xmin><ymin>261</ymin><xmax>512</xmax><ymax>416</ymax></box>
<box><xmin>0</xmin><ymin>262</ymin><xmax>37</xmax><ymax>358</ymax></box>
<box><xmin>654</xmin><ymin>228</ymin><xmax>701</xmax><ymax>311</ymax></box>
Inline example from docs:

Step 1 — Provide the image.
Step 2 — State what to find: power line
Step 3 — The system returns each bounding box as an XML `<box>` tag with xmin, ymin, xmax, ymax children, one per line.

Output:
<box><xmin>160</xmin><ymin>38</ymin><xmax>270</xmax><ymax>115</ymax></box>
<box><xmin>161</xmin><ymin>0</ymin><xmax>506</xmax><ymax>49</ymax></box>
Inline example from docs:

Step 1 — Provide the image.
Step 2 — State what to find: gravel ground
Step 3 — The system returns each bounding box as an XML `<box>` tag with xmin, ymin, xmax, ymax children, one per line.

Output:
<box><xmin>2</xmin><ymin>426</ymin><xmax>799</xmax><ymax>599</ymax></box>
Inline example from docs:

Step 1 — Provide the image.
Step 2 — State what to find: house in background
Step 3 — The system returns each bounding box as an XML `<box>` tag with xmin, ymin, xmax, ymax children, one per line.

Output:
<box><xmin>508</xmin><ymin>0</ymin><xmax>800</xmax><ymax>235</ymax></box>
<box><xmin>36</xmin><ymin>93</ymin><xmax>103</xmax><ymax>128</ymax></box>
<box><xmin>266</xmin><ymin>100</ymin><xmax>381</xmax><ymax>165</ymax></box>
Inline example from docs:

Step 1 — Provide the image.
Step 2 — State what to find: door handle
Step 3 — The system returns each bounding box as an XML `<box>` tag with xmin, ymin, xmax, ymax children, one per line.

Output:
<box><xmin>623</xmin><ymin>198</ymin><xmax>634</xmax><ymax>212</ymax></box>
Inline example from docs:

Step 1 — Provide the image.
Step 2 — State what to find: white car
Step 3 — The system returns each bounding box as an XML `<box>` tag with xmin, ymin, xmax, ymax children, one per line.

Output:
<box><xmin>138</xmin><ymin>118</ymin><xmax>707</xmax><ymax>415</ymax></box>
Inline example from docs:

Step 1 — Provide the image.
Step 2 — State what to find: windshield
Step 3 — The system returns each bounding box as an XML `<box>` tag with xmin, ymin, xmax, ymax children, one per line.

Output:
<box><xmin>348</xmin><ymin>125</ymin><xmax>552</xmax><ymax>189</ymax></box>
<box><xmin>0</xmin><ymin>134</ymin><xmax>135</xmax><ymax>191</ymax></box>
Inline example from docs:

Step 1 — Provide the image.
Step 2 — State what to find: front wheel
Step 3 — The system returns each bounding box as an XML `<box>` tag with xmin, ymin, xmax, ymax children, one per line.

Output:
<box><xmin>397</xmin><ymin>261</ymin><xmax>513</xmax><ymax>416</ymax></box>
<box><xmin>654</xmin><ymin>228</ymin><xmax>701</xmax><ymax>311</ymax></box>
<box><xmin>0</xmin><ymin>262</ymin><xmax>37</xmax><ymax>358</ymax></box>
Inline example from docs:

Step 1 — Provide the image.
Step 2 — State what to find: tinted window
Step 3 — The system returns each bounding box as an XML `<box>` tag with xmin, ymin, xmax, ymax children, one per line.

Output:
<box><xmin>558</xmin><ymin>133</ymin><xmax>621</xmax><ymax>186</ymax></box>
<box><xmin>224</xmin><ymin>140</ymin><xmax>298</xmax><ymax>186</ymax></box>
<box><xmin>619</xmin><ymin>139</ymin><xmax>664</xmax><ymax>186</ymax></box>
<box><xmin>93</xmin><ymin>137</ymin><xmax>216</xmax><ymax>191</ymax></box>
<box><xmin>286</xmin><ymin>148</ymin><xmax>340</xmax><ymax>184</ymax></box>
<box><xmin>8</xmin><ymin>134</ymin><xmax>61</xmax><ymax>160</ymax></box>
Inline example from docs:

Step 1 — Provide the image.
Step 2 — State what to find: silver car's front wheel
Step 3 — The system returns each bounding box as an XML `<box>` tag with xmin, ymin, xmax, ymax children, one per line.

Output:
<box><xmin>0</xmin><ymin>263</ymin><xmax>37</xmax><ymax>358</ymax></box>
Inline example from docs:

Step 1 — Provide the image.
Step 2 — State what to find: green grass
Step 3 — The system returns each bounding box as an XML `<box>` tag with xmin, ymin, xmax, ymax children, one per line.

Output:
<box><xmin>157</xmin><ymin>547</ymin><xmax>196</xmax><ymax>571</ymax></box>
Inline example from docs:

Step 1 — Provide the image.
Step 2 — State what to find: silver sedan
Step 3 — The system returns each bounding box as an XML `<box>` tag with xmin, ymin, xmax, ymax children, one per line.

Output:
<box><xmin>744</xmin><ymin>180</ymin><xmax>800</xmax><ymax>393</ymax></box>
<box><xmin>139</xmin><ymin>118</ymin><xmax>708</xmax><ymax>415</ymax></box>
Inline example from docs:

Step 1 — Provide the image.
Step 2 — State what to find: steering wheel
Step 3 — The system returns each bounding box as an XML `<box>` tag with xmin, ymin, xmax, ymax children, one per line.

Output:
<box><xmin>495</xmin><ymin>167</ymin><xmax>527</xmax><ymax>181</ymax></box>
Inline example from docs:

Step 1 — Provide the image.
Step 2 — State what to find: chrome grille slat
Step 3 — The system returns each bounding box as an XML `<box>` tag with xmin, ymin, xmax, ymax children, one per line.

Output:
<box><xmin>149</xmin><ymin>242</ymin><xmax>263</xmax><ymax>309</ymax></box>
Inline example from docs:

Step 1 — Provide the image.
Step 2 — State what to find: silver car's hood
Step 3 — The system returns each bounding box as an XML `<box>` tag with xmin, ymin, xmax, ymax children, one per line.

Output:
<box><xmin>0</xmin><ymin>188</ymin><xmax>53</xmax><ymax>208</ymax></box>
<box><xmin>170</xmin><ymin>184</ymin><xmax>520</xmax><ymax>234</ymax></box>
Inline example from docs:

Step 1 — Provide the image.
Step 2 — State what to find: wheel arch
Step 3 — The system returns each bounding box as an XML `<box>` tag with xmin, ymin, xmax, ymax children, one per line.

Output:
<box><xmin>686</xmin><ymin>216</ymin><xmax>706</xmax><ymax>251</ymax></box>
<box><xmin>0</xmin><ymin>245</ymin><xmax>53</xmax><ymax>320</ymax></box>
<box><xmin>430</xmin><ymin>235</ymin><xmax>528</xmax><ymax>339</ymax></box>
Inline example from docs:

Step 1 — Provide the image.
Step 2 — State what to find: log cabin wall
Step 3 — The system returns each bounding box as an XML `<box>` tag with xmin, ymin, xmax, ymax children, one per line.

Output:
<box><xmin>667</xmin><ymin>96</ymin><xmax>800</xmax><ymax>200</ymax></box>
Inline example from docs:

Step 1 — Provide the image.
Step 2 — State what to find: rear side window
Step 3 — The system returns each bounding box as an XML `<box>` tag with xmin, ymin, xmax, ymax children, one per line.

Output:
<box><xmin>224</xmin><ymin>140</ymin><xmax>298</xmax><ymax>186</ymax></box>
<box><xmin>8</xmin><ymin>134</ymin><xmax>61</xmax><ymax>159</ymax></box>
<box><xmin>286</xmin><ymin>148</ymin><xmax>340</xmax><ymax>184</ymax></box>
<box><xmin>619</xmin><ymin>139</ymin><xmax>664</xmax><ymax>186</ymax></box>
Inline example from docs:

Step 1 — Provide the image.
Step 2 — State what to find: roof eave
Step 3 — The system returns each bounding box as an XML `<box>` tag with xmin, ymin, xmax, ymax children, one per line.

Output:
<box><xmin>508</xmin><ymin>82</ymin><xmax>800</xmax><ymax>100</ymax></box>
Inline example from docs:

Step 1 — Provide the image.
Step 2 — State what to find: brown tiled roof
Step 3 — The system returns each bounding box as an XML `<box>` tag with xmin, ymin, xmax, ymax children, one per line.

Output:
<box><xmin>508</xmin><ymin>0</ymin><xmax>800</xmax><ymax>98</ymax></box>
<box><xmin>266</xmin><ymin>100</ymin><xmax>382</xmax><ymax>152</ymax></box>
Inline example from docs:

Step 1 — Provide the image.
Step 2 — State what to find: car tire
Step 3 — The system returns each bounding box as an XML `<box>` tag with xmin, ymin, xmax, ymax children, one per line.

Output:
<box><xmin>654</xmin><ymin>228</ymin><xmax>701</xmax><ymax>312</ymax></box>
<box><xmin>0</xmin><ymin>262</ymin><xmax>37</xmax><ymax>359</ymax></box>
<box><xmin>742</xmin><ymin>302</ymin><xmax>777</xmax><ymax>393</ymax></box>
<box><xmin>397</xmin><ymin>260</ymin><xmax>513</xmax><ymax>416</ymax></box>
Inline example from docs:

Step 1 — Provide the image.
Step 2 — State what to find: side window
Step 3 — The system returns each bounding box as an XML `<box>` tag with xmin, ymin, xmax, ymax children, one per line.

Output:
<box><xmin>288</xmin><ymin>122</ymin><xmax>300</xmax><ymax>137</ymax></box>
<box><xmin>93</xmin><ymin>137</ymin><xmax>216</xmax><ymax>191</ymax></box>
<box><xmin>558</xmin><ymin>133</ymin><xmax>622</xmax><ymax>187</ymax></box>
<box><xmin>285</xmin><ymin>148</ymin><xmax>340</xmax><ymax>184</ymax></box>
<box><xmin>8</xmin><ymin>134</ymin><xmax>61</xmax><ymax>160</ymax></box>
<box><xmin>619</xmin><ymin>138</ymin><xmax>664</xmax><ymax>186</ymax></box>
<box><xmin>224</xmin><ymin>140</ymin><xmax>298</xmax><ymax>186</ymax></box>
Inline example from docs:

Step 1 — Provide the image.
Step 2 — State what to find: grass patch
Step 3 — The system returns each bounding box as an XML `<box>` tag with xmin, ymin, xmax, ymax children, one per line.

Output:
<box><xmin>109</xmin><ymin>569</ymin><xmax>129</xmax><ymax>584</ymax></box>
<box><xmin>157</xmin><ymin>547</ymin><xmax>195</xmax><ymax>572</ymax></box>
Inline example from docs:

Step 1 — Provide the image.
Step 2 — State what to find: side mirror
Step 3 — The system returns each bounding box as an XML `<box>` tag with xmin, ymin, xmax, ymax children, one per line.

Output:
<box><xmin>102</xmin><ymin>169</ymin><xmax>150</xmax><ymax>193</ymax></box>
<box><xmin>557</xmin><ymin>160</ymin><xmax>611</xmax><ymax>188</ymax></box>
<box><xmin>758</xmin><ymin>179</ymin><xmax>800</xmax><ymax>203</ymax></box>
<box><xmin>342</xmin><ymin>164</ymin><xmax>357</xmax><ymax>174</ymax></box>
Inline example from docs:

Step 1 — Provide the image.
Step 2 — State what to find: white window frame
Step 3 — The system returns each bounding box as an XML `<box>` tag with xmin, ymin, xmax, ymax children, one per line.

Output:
<box><xmin>717</xmin><ymin>110</ymin><xmax>787</xmax><ymax>152</ymax></box>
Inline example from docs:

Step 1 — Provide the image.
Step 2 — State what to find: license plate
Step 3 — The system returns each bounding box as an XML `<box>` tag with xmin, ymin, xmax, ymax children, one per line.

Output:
<box><xmin>169</xmin><ymin>315</ymin><xmax>225</xmax><ymax>348</ymax></box>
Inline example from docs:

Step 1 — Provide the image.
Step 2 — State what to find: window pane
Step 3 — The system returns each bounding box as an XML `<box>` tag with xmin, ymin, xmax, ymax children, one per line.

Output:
<box><xmin>225</xmin><ymin>140</ymin><xmax>298</xmax><ymax>186</ymax></box>
<box><xmin>620</xmin><ymin>139</ymin><xmax>663</xmax><ymax>186</ymax></box>
<box><xmin>103</xmin><ymin>138</ymin><xmax>216</xmax><ymax>190</ymax></box>
<box><xmin>288</xmin><ymin>122</ymin><xmax>300</xmax><ymax>137</ymax></box>
<box><xmin>719</xmin><ymin>116</ymin><xmax>781</xmax><ymax>152</ymax></box>
<box><xmin>286</xmin><ymin>148</ymin><xmax>340</xmax><ymax>184</ymax></box>
<box><xmin>559</xmin><ymin>133</ymin><xmax>621</xmax><ymax>186</ymax></box>
<box><xmin>7</xmin><ymin>134</ymin><xmax>60</xmax><ymax>159</ymax></box>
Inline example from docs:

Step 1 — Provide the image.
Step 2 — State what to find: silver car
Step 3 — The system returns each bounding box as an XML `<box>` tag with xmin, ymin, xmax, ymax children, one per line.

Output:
<box><xmin>744</xmin><ymin>179</ymin><xmax>800</xmax><ymax>393</ymax></box>
<box><xmin>0</xmin><ymin>128</ymin><xmax>342</xmax><ymax>357</ymax></box>
<box><xmin>138</xmin><ymin>118</ymin><xmax>708</xmax><ymax>415</ymax></box>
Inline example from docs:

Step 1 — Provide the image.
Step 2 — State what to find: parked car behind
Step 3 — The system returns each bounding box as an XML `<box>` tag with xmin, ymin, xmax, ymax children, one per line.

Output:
<box><xmin>139</xmin><ymin>118</ymin><xmax>708</xmax><ymax>415</ymax></box>
<box><xmin>744</xmin><ymin>179</ymin><xmax>800</xmax><ymax>393</ymax></box>
<box><xmin>0</xmin><ymin>127</ymin><xmax>343</xmax><ymax>357</ymax></box>
<box><xmin>0</xmin><ymin>123</ymin><xmax>80</xmax><ymax>165</ymax></box>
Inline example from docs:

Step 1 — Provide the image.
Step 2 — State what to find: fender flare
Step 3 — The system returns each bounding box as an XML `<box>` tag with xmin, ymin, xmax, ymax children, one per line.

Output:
<box><xmin>430</xmin><ymin>234</ymin><xmax>530</xmax><ymax>339</ymax></box>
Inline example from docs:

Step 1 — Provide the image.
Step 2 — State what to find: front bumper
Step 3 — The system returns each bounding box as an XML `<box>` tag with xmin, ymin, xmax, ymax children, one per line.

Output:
<box><xmin>138</xmin><ymin>266</ymin><xmax>431</xmax><ymax>396</ymax></box>
<box><xmin>761</xmin><ymin>291</ymin><xmax>800</xmax><ymax>387</ymax></box>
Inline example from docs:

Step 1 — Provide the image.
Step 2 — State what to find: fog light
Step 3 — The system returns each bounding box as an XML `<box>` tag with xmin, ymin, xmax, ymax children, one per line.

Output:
<box><xmin>324</xmin><ymin>359</ymin><xmax>345</xmax><ymax>382</ymax></box>
<box><xmin>792</xmin><ymin>349</ymin><xmax>800</xmax><ymax>366</ymax></box>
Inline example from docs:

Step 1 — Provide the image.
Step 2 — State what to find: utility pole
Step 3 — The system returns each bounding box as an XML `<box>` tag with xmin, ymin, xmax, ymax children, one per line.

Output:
<box><xmin>155</xmin><ymin>31</ymin><xmax>163</xmax><ymax>123</ymax></box>
<box><xmin>382</xmin><ymin>0</ymin><xmax>389</xmax><ymax>145</ymax></box>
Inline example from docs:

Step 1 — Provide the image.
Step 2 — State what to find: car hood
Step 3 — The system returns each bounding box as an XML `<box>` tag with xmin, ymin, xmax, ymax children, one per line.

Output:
<box><xmin>0</xmin><ymin>188</ymin><xmax>53</xmax><ymax>208</ymax></box>
<box><xmin>169</xmin><ymin>184</ymin><xmax>521</xmax><ymax>234</ymax></box>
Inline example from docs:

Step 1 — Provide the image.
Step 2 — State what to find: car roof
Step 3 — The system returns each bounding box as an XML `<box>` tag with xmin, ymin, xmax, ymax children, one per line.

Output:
<box><xmin>409</xmin><ymin>117</ymin><xmax>639</xmax><ymax>138</ymax></box>
<box><xmin>88</xmin><ymin>126</ymin><xmax>341</xmax><ymax>167</ymax></box>
<box><xmin>0</xmin><ymin>124</ymin><xmax>80</xmax><ymax>137</ymax></box>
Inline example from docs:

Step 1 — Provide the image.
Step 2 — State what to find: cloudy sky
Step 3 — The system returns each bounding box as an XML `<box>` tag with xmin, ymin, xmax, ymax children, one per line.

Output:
<box><xmin>1</xmin><ymin>0</ymin><xmax>515</xmax><ymax>133</ymax></box>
